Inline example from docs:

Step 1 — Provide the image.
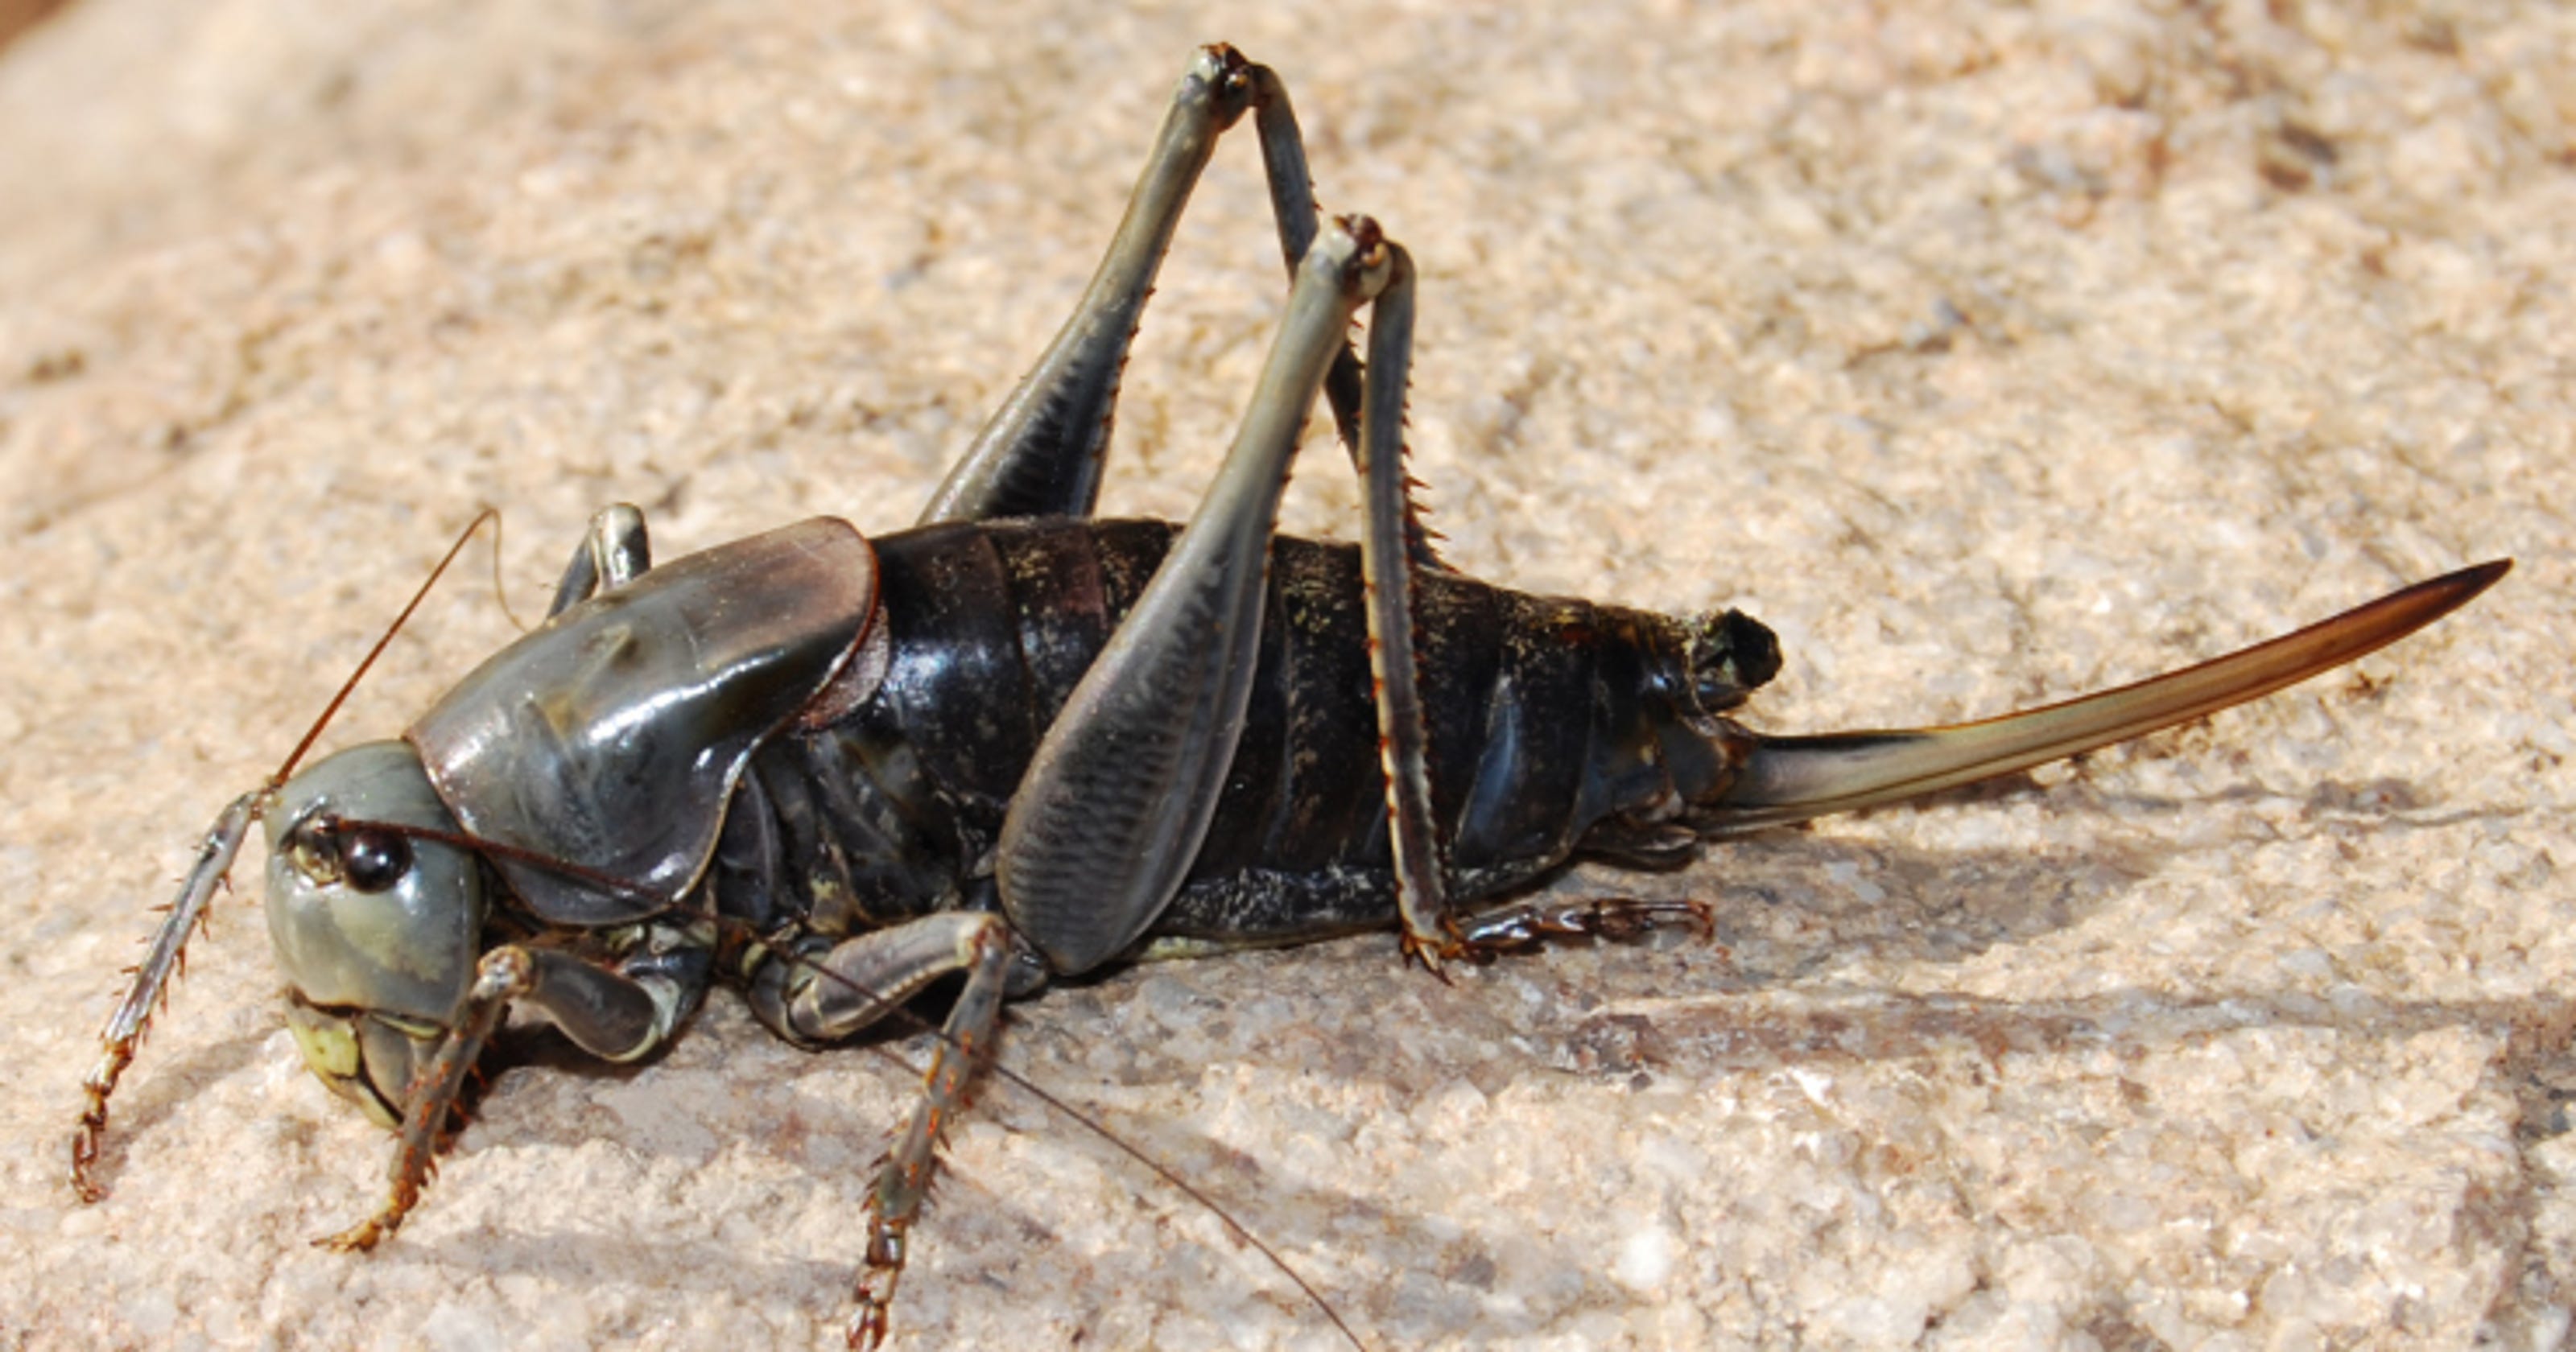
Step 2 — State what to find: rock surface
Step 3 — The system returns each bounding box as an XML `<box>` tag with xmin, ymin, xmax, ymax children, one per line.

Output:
<box><xmin>2</xmin><ymin>2</ymin><xmax>2569</xmax><ymax>1348</ymax></box>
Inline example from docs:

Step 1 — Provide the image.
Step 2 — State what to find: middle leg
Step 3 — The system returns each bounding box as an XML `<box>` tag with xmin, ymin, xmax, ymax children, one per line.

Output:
<box><xmin>742</xmin><ymin>913</ymin><xmax>1018</xmax><ymax>1351</ymax></box>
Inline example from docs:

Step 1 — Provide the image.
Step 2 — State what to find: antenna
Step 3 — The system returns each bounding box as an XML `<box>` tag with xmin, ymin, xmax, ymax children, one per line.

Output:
<box><xmin>70</xmin><ymin>510</ymin><xmax>501</xmax><ymax>1202</ymax></box>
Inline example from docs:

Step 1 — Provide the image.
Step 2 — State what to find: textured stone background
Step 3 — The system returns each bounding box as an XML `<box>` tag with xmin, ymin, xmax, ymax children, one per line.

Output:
<box><xmin>2</xmin><ymin>2</ymin><xmax>2570</xmax><ymax>1348</ymax></box>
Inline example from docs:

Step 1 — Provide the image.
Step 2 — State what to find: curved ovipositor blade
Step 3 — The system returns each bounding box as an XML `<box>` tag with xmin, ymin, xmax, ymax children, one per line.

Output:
<box><xmin>409</xmin><ymin>517</ymin><xmax>878</xmax><ymax>923</ymax></box>
<box><xmin>1701</xmin><ymin>559</ymin><xmax>2509</xmax><ymax>835</ymax></box>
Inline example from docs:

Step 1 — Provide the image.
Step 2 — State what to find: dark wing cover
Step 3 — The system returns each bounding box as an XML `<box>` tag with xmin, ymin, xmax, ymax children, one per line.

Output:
<box><xmin>410</xmin><ymin>517</ymin><xmax>878</xmax><ymax>923</ymax></box>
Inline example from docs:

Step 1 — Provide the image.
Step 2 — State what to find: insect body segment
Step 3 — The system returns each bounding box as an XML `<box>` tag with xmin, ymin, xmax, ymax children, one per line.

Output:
<box><xmin>70</xmin><ymin>43</ymin><xmax>2508</xmax><ymax>1350</ymax></box>
<box><xmin>411</xmin><ymin>515</ymin><xmax>880</xmax><ymax>925</ymax></box>
<box><xmin>741</xmin><ymin>517</ymin><xmax>1769</xmax><ymax>954</ymax></box>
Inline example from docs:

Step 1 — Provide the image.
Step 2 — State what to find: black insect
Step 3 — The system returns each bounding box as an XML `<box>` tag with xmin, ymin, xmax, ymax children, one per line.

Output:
<box><xmin>68</xmin><ymin>44</ymin><xmax>2506</xmax><ymax>1349</ymax></box>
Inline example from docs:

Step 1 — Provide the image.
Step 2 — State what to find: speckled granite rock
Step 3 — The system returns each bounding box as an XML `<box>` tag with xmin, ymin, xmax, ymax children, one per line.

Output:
<box><xmin>2</xmin><ymin>2</ymin><xmax>2569</xmax><ymax>1349</ymax></box>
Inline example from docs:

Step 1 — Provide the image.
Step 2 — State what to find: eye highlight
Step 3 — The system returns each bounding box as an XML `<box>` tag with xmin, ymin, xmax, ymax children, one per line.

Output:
<box><xmin>336</xmin><ymin>827</ymin><xmax>412</xmax><ymax>893</ymax></box>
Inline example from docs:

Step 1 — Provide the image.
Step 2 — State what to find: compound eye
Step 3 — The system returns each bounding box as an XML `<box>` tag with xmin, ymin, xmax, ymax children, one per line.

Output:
<box><xmin>336</xmin><ymin>827</ymin><xmax>413</xmax><ymax>894</ymax></box>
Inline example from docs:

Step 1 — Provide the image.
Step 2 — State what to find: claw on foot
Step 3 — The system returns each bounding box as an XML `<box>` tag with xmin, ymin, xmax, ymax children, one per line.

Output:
<box><xmin>848</xmin><ymin>1218</ymin><xmax>906</xmax><ymax>1349</ymax></box>
<box><xmin>68</xmin><ymin>1120</ymin><xmax>109</xmax><ymax>1204</ymax></box>
<box><xmin>848</xmin><ymin>1305</ymin><xmax>890</xmax><ymax>1352</ymax></box>
<box><xmin>317</xmin><ymin>1218</ymin><xmax>394</xmax><ymax>1254</ymax></box>
<box><xmin>1450</xmin><ymin>895</ymin><xmax>1714</xmax><ymax>956</ymax></box>
<box><xmin>316</xmin><ymin>1177</ymin><xmax>417</xmax><ymax>1254</ymax></box>
<box><xmin>1400</xmin><ymin>918</ymin><xmax>1465</xmax><ymax>983</ymax></box>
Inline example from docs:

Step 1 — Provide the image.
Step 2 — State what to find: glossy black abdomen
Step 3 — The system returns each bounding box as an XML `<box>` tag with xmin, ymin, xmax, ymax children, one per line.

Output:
<box><xmin>737</xmin><ymin>518</ymin><xmax>1713</xmax><ymax>948</ymax></box>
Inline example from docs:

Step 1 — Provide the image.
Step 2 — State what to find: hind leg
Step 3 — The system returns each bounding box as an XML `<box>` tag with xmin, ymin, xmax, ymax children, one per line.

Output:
<box><xmin>991</xmin><ymin>216</ymin><xmax>1401</xmax><ymax>975</ymax></box>
<box><xmin>987</xmin><ymin>203</ymin><xmax>1480</xmax><ymax>975</ymax></box>
<box><xmin>922</xmin><ymin>43</ymin><xmax>1425</xmax><ymax>559</ymax></box>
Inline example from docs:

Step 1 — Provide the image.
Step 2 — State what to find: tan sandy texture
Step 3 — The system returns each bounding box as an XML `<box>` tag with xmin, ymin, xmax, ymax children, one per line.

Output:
<box><xmin>2</xmin><ymin>2</ymin><xmax>2570</xmax><ymax>1349</ymax></box>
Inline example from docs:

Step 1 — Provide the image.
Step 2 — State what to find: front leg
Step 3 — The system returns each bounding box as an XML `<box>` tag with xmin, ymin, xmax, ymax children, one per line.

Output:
<box><xmin>318</xmin><ymin>932</ymin><xmax>705</xmax><ymax>1251</ymax></box>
